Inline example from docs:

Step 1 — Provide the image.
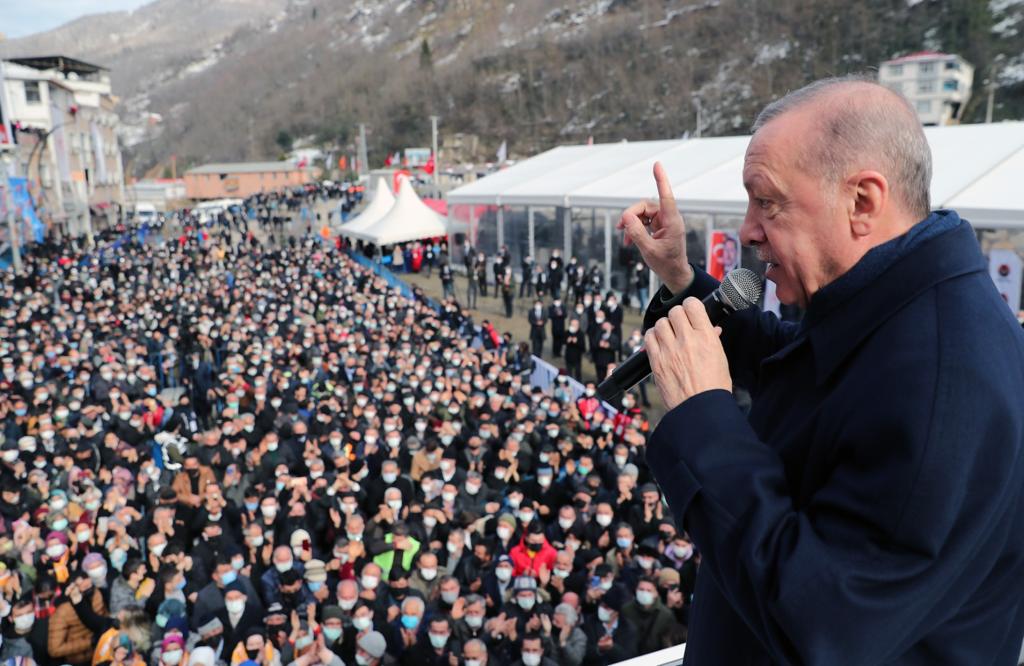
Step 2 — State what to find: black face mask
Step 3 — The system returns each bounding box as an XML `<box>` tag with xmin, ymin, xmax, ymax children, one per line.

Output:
<box><xmin>526</xmin><ymin>542</ymin><xmax>542</xmax><ymax>553</ymax></box>
<box><xmin>391</xmin><ymin>587</ymin><xmax>407</xmax><ymax>601</ymax></box>
<box><xmin>246</xmin><ymin>648</ymin><xmax>260</xmax><ymax>660</ymax></box>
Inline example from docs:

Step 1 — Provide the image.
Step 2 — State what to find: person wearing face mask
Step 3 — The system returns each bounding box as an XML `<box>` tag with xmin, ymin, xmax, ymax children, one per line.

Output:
<box><xmin>619</xmin><ymin>577</ymin><xmax>678</xmax><ymax>657</ymax></box>
<box><xmin>49</xmin><ymin>570</ymin><xmax>110</xmax><ymax>666</ymax></box>
<box><xmin>212</xmin><ymin>582</ymin><xmax>262</xmax><ymax>657</ymax></box>
<box><xmin>562</xmin><ymin>318</ymin><xmax>586</xmax><ymax>381</ymax></box>
<box><xmin>582</xmin><ymin>586</ymin><xmax>637</xmax><ymax>664</ymax></box>
<box><xmin>527</xmin><ymin>301</ymin><xmax>547</xmax><ymax>357</ymax></box>
<box><xmin>509</xmin><ymin>524</ymin><xmax>557</xmax><ymax>579</ymax></box>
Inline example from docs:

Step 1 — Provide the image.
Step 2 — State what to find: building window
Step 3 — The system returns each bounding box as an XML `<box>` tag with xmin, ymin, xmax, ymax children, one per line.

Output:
<box><xmin>944</xmin><ymin>61</ymin><xmax>960</xmax><ymax>71</ymax></box>
<box><xmin>943</xmin><ymin>79</ymin><xmax>958</xmax><ymax>91</ymax></box>
<box><xmin>916</xmin><ymin>100</ymin><xmax>932</xmax><ymax>113</ymax></box>
<box><xmin>919</xmin><ymin>62</ymin><xmax>935</xmax><ymax>74</ymax></box>
<box><xmin>918</xmin><ymin>79</ymin><xmax>935</xmax><ymax>93</ymax></box>
<box><xmin>24</xmin><ymin>81</ymin><xmax>41</xmax><ymax>104</ymax></box>
<box><xmin>888</xmin><ymin>64</ymin><xmax>903</xmax><ymax>76</ymax></box>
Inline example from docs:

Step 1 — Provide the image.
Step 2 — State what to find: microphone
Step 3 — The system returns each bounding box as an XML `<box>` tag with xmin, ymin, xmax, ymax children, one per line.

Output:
<box><xmin>597</xmin><ymin>268</ymin><xmax>763</xmax><ymax>401</ymax></box>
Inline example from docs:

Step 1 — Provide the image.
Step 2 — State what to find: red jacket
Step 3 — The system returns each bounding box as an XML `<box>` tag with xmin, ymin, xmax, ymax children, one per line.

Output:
<box><xmin>509</xmin><ymin>535</ymin><xmax>557</xmax><ymax>577</ymax></box>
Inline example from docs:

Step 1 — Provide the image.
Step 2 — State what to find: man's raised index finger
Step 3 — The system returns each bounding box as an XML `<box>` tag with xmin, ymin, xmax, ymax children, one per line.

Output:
<box><xmin>653</xmin><ymin>162</ymin><xmax>676</xmax><ymax>205</ymax></box>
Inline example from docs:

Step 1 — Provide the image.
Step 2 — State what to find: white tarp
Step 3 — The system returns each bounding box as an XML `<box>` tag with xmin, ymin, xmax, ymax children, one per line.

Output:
<box><xmin>446</xmin><ymin>123</ymin><xmax>1024</xmax><ymax>225</ymax></box>
<box><xmin>352</xmin><ymin>176</ymin><xmax>447</xmax><ymax>246</ymax></box>
<box><xmin>338</xmin><ymin>177</ymin><xmax>394</xmax><ymax>237</ymax></box>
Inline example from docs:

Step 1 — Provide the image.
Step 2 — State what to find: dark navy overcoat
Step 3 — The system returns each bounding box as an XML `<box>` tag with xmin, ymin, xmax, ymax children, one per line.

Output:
<box><xmin>645</xmin><ymin>212</ymin><xmax>1024</xmax><ymax>664</ymax></box>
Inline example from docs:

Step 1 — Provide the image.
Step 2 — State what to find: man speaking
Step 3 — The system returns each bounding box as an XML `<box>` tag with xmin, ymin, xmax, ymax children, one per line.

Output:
<box><xmin>619</xmin><ymin>76</ymin><xmax>1024</xmax><ymax>664</ymax></box>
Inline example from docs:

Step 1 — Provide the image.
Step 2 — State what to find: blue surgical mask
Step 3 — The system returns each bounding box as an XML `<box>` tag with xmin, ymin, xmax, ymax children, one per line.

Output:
<box><xmin>400</xmin><ymin>614</ymin><xmax>419</xmax><ymax>630</ymax></box>
<box><xmin>308</xmin><ymin>581</ymin><xmax>323</xmax><ymax>593</ymax></box>
<box><xmin>220</xmin><ymin>570</ymin><xmax>238</xmax><ymax>586</ymax></box>
<box><xmin>245</xmin><ymin>501</ymin><xmax>258</xmax><ymax>512</ymax></box>
<box><xmin>616</xmin><ymin>537</ymin><xmax>632</xmax><ymax>550</ymax></box>
<box><xmin>322</xmin><ymin>626</ymin><xmax>342</xmax><ymax>642</ymax></box>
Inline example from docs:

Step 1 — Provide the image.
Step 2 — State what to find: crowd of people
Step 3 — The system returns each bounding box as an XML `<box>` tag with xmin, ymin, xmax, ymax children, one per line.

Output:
<box><xmin>0</xmin><ymin>192</ymin><xmax>694</xmax><ymax>666</ymax></box>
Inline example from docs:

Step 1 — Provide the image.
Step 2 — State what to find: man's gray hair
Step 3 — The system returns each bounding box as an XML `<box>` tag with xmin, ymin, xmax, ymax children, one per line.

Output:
<box><xmin>751</xmin><ymin>75</ymin><xmax>933</xmax><ymax>219</ymax></box>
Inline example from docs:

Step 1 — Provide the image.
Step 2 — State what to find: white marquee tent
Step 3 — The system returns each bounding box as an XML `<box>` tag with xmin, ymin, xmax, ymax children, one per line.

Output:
<box><xmin>337</xmin><ymin>177</ymin><xmax>394</xmax><ymax>237</ymax></box>
<box><xmin>445</xmin><ymin>122</ymin><xmax>1024</xmax><ymax>296</ymax></box>
<box><xmin>448</xmin><ymin>122</ymin><xmax>1024</xmax><ymax>223</ymax></box>
<box><xmin>351</xmin><ymin>176</ymin><xmax>447</xmax><ymax>246</ymax></box>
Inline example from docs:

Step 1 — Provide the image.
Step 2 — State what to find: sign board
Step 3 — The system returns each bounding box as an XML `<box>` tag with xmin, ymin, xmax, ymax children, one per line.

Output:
<box><xmin>707</xmin><ymin>229</ymin><xmax>740</xmax><ymax>281</ymax></box>
<box><xmin>404</xmin><ymin>147</ymin><xmax>431</xmax><ymax>167</ymax></box>
<box><xmin>988</xmin><ymin>248</ymin><xmax>1023</xmax><ymax>312</ymax></box>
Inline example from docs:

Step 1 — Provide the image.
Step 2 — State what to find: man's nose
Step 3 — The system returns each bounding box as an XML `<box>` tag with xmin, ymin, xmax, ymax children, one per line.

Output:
<box><xmin>739</xmin><ymin>210</ymin><xmax>764</xmax><ymax>246</ymax></box>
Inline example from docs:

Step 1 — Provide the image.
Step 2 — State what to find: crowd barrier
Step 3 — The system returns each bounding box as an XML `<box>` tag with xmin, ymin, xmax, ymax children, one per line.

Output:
<box><xmin>611</xmin><ymin>644</ymin><xmax>686</xmax><ymax>666</ymax></box>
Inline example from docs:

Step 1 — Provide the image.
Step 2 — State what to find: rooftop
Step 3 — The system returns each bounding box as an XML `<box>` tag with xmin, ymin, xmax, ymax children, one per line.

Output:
<box><xmin>186</xmin><ymin>161</ymin><xmax>301</xmax><ymax>175</ymax></box>
<box><xmin>5</xmin><ymin>55</ymin><xmax>107</xmax><ymax>75</ymax></box>
<box><xmin>883</xmin><ymin>51</ymin><xmax>958</xmax><ymax>65</ymax></box>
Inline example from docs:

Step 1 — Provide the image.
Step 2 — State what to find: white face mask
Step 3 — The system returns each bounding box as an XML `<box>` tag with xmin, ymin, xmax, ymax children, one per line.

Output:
<box><xmin>361</xmin><ymin>575</ymin><xmax>379</xmax><ymax>590</ymax></box>
<box><xmin>352</xmin><ymin>616</ymin><xmax>372</xmax><ymax>632</ymax></box>
<box><xmin>495</xmin><ymin>567</ymin><xmax>512</xmax><ymax>582</ymax></box>
<box><xmin>598</xmin><ymin>606</ymin><xmax>614</xmax><ymax>623</ymax></box>
<box><xmin>387</xmin><ymin>499</ymin><xmax>402</xmax><ymax>512</ymax></box>
<box><xmin>497</xmin><ymin>526</ymin><xmax>512</xmax><ymax>541</ymax></box>
<box><xmin>226</xmin><ymin>599</ymin><xmax>246</xmax><ymax>614</ymax></box>
<box><xmin>420</xmin><ymin>568</ymin><xmax>437</xmax><ymax>581</ymax></box>
<box><xmin>521</xmin><ymin>653</ymin><xmax>542</xmax><ymax>666</ymax></box>
<box><xmin>162</xmin><ymin>649</ymin><xmax>183</xmax><ymax>666</ymax></box>
<box><xmin>274</xmin><ymin>560</ymin><xmax>293</xmax><ymax>573</ymax></box>
<box><xmin>596</xmin><ymin>514</ymin><xmax>612</xmax><ymax>528</ymax></box>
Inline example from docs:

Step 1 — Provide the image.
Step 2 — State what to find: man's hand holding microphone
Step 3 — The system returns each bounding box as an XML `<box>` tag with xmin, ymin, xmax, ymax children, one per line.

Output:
<box><xmin>615</xmin><ymin>162</ymin><xmax>735</xmax><ymax>410</ymax></box>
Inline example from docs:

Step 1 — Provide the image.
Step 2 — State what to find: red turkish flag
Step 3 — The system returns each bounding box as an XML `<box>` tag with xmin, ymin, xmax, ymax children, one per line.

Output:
<box><xmin>424</xmin><ymin>154</ymin><xmax>435</xmax><ymax>175</ymax></box>
<box><xmin>384</xmin><ymin>153</ymin><xmax>393</xmax><ymax>167</ymax></box>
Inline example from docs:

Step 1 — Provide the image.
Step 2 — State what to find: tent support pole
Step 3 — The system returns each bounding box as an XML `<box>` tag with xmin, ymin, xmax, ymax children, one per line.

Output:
<box><xmin>497</xmin><ymin>205</ymin><xmax>505</xmax><ymax>249</ymax></box>
<box><xmin>527</xmin><ymin>206</ymin><xmax>535</xmax><ymax>262</ymax></box>
<box><xmin>563</xmin><ymin>205</ymin><xmax>572</xmax><ymax>261</ymax></box>
<box><xmin>604</xmin><ymin>210</ymin><xmax>612</xmax><ymax>293</ymax></box>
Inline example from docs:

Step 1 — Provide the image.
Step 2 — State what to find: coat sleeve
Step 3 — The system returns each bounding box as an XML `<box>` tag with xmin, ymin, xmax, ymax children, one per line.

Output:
<box><xmin>646</xmin><ymin>328</ymin><xmax>1024</xmax><ymax>666</ymax></box>
<box><xmin>642</xmin><ymin>267</ymin><xmax>799</xmax><ymax>391</ymax></box>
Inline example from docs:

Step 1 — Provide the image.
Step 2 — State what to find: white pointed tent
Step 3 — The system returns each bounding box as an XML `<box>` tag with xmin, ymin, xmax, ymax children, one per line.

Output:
<box><xmin>351</xmin><ymin>176</ymin><xmax>447</xmax><ymax>245</ymax></box>
<box><xmin>338</xmin><ymin>177</ymin><xmax>395</xmax><ymax>237</ymax></box>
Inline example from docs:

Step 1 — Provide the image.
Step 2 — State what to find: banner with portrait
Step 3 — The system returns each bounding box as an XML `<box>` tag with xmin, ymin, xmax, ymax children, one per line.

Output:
<box><xmin>708</xmin><ymin>229</ymin><xmax>740</xmax><ymax>281</ymax></box>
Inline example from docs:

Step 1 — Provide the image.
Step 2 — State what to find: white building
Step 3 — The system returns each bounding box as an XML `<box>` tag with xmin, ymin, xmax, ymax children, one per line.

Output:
<box><xmin>1</xmin><ymin>55</ymin><xmax>125</xmax><ymax>240</ymax></box>
<box><xmin>878</xmin><ymin>51</ymin><xmax>975</xmax><ymax>126</ymax></box>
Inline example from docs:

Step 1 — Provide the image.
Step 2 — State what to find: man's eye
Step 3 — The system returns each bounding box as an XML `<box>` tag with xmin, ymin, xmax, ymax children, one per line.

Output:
<box><xmin>756</xmin><ymin>198</ymin><xmax>771</xmax><ymax>209</ymax></box>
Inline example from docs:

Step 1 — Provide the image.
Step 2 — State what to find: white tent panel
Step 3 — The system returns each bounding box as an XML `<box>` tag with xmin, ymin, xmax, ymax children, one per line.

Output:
<box><xmin>447</xmin><ymin>123</ymin><xmax>1024</xmax><ymax>229</ymax></box>
<box><xmin>568</xmin><ymin>136</ymin><xmax>750</xmax><ymax>210</ymax></box>
<box><xmin>352</xmin><ymin>176</ymin><xmax>447</xmax><ymax>246</ymax></box>
<box><xmin>446</xmin><ymin>145</ymin><xmax>598</xmax><ymax>205</ymax></box>
<box><xmin>499</xmin><ymin>141</ymin><xmax>681</xmax><ymax>206</ymax></box>
<box><xmin>925</xmin><ymin>122</ymin><xmax>1024</xmax><ymax>206</ymax></box>
<box><xmin>945</xmin><ymin>144</ymin><xmax>1024</xmax><ymax>228</ymax></box>
<box><xmin>338</xmin><ymin>177</ymin><xmax>395</xmax><ymax>237</ymax></box>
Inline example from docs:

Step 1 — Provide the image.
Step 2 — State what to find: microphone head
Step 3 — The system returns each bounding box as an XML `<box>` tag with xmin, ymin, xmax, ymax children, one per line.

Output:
<box><xmin>720</xmin><ymin>268</ymin><xmax>762</xmax><ymax>311</ymax></box>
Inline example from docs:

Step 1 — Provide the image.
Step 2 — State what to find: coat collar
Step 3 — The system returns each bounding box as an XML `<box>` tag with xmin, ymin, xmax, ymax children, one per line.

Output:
<box><xmin>763</xmin><ymin>213</ymin><xmax>986</xmax><ymax>385</ymax></box>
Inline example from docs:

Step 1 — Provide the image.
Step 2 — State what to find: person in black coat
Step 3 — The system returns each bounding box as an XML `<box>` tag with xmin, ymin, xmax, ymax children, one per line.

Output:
<box><xmin>601</xmin><ymin>294</ymin><xmax>624</xmax><ymax>358</ymax></box>
<box><xmin>547</xmin><ymin>251</ymin><xmax>564</xmax><ymax>301</ymax></box>
<box><xmin>548</xmin><ymin>298</ymin><xmax>566</xmax><ymax>357</ymax></box>
<box><xmin>563</xmin><ymin>320</ymin><xmax>585</xmax><ymax>380</ymax></box>
<box><xmin>626</xmin><ymin>79</ymin><xmax>1024</xmax><ymax>664</ymax></box>
<box><xmin>591</xmin><ymin>322</ymin><xmax>618</xmax><ymax>382</ymax></box>
<box><xmin>527</xmin><ymin>301</ymin><xmax>547</xmax><ymax>357</ymax></box>
<box><xmin>582</xmin><ymin>586</ymin><xmax>637</xmax><ymax>665</ymax></box>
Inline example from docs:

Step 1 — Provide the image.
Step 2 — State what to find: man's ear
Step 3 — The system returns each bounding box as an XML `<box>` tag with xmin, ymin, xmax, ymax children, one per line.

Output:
<box><xmin>847</xmin><ymin>170</ymin><xmax>889</xmax><ymax>238</ymax></box>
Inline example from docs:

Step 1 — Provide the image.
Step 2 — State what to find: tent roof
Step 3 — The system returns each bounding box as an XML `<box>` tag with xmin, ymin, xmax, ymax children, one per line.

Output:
<box><xmin>446</xmin><ymin>122</ymin><xmax>1024</xmax><ymax>224</ymax></box>
<box><xmin>352</xmin><ymin>177</ymin><xmax>447</xmax><ymax>245</ymax></box>
<box><xmin>338</xmin><ymin>177</ymin><xmax>394</xmax><ymax>236</ymax></box>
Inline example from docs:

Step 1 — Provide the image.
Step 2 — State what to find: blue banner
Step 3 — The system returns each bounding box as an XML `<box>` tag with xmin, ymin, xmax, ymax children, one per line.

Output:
<box><xmin>8</xmin><ymin>177</ymin><xmax>44</xmax><ymax>243</ymax></box>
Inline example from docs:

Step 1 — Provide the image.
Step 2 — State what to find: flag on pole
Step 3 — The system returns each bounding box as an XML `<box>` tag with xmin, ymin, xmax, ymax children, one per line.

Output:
<box><xmin>496</xmin><ymin>140</ymin><xmax>507</xmax><ymax>164</ymax></box>
<box><xmin>424</xmin><ymin>153</ymin><xmax>435</xmax><ymax>175</ymax></box>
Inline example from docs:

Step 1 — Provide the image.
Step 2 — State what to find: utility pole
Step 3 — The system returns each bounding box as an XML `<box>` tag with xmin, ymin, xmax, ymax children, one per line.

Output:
<box><xmin>985</xmin><ymin>78</ymin><xmax>995</xmax><ymax>124</ymax></box>
<box><xmin>357</xmin><ymin>124</ymin><xmax>369</xmax><ymax>179</ymax></box>
<box><xmin>430</xmin><ymin>114</ymin><xmax>439</xmax><ymax>193</ymax></box>
<box><xmin>693</xmin><ymin>97</ymin><xmax>703</xmax><ymax>138</ymax></box>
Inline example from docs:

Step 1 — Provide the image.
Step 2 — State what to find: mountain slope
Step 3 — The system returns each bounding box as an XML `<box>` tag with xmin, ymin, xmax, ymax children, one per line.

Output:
<box><xmin>3</xmin><ymin>0</ymin><xmax>1023</xmax><ymax>175</ymax></box>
